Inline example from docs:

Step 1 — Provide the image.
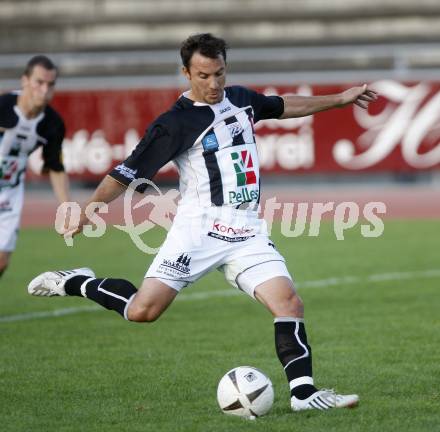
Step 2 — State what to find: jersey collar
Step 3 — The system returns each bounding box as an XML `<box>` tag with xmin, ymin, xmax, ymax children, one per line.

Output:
<box><xmin>181</xmin><ymin>90</ymin><xmax>226</xmax><ymax>106</ymax></box>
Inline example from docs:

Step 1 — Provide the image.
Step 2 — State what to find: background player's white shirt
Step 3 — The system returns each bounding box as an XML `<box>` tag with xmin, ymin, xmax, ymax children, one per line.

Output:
<box><xmin>0</xmin><ymin>92</ymin><xmax>65</xmax><ymax>251</ymax></box>
<box><xmin>0</xmin><ymin>92</ymin><xmax>65</xmax><ymax>190</ymax></box>
<box><xmin>0</xmin><ymin>106</ymin><xmax>46</xmax><ymax>188</ymax></box>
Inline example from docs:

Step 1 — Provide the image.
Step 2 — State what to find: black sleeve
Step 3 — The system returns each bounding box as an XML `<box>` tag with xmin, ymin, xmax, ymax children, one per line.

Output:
<box><xmin>109</xmin><ymin>120</ymin><xmax>180</xmax><ymax>192</ymax></box>
<box><xmin>247</xmin><ymin>88</ymin><xmax>284</xmax><ymax>122</ymax></box>
<box><xmin>41</xmin><ymin>119</ymin><xmax>65</xmax><ymax>173</ymax></box>
<box><xmin>0</xmin><ymin>93</ymin><xmax>19</xmax><ymax>128</ymax></box>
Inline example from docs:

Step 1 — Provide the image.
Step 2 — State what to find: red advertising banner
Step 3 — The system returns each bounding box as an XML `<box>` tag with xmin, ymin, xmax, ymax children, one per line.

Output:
<box><xmin>27</xmin><ymin>81</ymin><xmax>440</xmax><ymax>181</ymax></box>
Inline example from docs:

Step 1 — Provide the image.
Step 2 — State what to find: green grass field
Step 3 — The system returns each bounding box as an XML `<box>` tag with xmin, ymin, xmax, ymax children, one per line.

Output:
<box><xmin>1</xmin><ymin>220</ymin><xmax>439</xmax><ymax>432</ymax></box>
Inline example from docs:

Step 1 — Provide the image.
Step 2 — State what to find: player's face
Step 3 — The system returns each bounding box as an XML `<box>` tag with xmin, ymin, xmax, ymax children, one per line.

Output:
<box><xmin>183</xmin><ymin>52</ymin><xmax>226</xmax><ymax>105</ymax></box>
<box><xmin>21</xmin><ymin>65</ymin><xmax>57</xmax><ymax>109</ymax></box>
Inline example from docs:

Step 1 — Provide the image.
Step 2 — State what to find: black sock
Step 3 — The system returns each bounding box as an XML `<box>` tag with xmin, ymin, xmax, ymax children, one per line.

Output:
<box><xmin>274</xmin><ymin>317</ymin><xmax>318</xmax><ymax>400</ymax></box>
<box><xmin>65</xmin><ymin>276</ymin><xmax>137</xmax><ymax>319</ymax></box>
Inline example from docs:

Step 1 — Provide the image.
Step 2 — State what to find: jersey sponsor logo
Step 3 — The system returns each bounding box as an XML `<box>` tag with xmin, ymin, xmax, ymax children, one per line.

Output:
<box><xmin>231</xmin><ymin>150</ymin><xmax>257</xmax><ymax>186</ymax></box>
<box><xmin>219</xmin><ymin>106</ymin><xmax>231</xmax><ymax>114</ymax></box>
<box><xmin>114</xmin><ymin>163</ymin><xmax>137</xmax><ymax>180</ymax></box>
<box><xmin>157</xmin><ymin>253</ymin><xmax>192</xmax><ymax>277</ymax></box>
<box><xmin>228</xmin><ymin>187</ymin><xmax>259</xmax><ymax>205</ymax></box>
<box><xmin>227</xmin><ymin>121</ymin><xmax>244</xmax><ymax>138</ymax></box>
<box><xmin>202</xmin><ymin>133</ymin><xmax>219</xmax><ymax>152</ymax></box>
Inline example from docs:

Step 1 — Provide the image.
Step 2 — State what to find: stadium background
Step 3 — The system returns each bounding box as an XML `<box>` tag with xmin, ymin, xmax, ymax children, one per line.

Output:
<box><xmin>1</xmin><ymin>0</ymin><xmax>439</xmax><ymax>221</ymax></box>
<box><xmin>1</xmin><ymin>1</ymin><xmax>439</xmax><ymax>431</ymax></box>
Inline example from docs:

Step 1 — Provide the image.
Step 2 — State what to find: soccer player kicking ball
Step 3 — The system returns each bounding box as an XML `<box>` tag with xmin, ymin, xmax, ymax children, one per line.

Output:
<box><xmin>28</xmin><ymin>34</ymin><xmax>377</xmax><ymax>411</ymax></box>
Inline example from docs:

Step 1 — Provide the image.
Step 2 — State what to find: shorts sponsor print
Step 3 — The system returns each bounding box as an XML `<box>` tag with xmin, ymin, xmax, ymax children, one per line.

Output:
<box><xmin>145</xmin><ymin>209</ymin><xmax>290</xmax><ymax>295</ymax></box>
<box><xmin>207</xmin><ymin>220</ymin><xmax>255</xmax><ymax>243</ymax></box>
<box><xmin>156</xmin><ymin>253</ymin><xmax>192</xmax><ymax>278</ymax></box>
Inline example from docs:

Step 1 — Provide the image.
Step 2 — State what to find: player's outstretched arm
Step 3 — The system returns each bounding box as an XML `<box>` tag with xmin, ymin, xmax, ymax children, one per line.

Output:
<box><xmin>279</xmin><ymin>84</ymin><xmax>378</xmax><ymax>119</ymax></box>
<box><xmin>86</xmin><ymin>174</ymin><xmax>128</xmax><ymax>206</ymax></box>
<box><xmin>64</xmin><ymin>175</ymin><xmax>127</xmax><ymax>237</ymax></box>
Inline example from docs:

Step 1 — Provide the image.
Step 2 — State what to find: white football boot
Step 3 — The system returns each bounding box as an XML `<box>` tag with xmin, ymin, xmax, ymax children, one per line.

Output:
<box><xmin>28</xmin><ymin>268</ymin><xmax>95</xmax><ymax>297</ymax></box>
<box><xmin>291</xmin><ymin>389</ymin><xmax>359</xmax><ymax>411</ymax></box>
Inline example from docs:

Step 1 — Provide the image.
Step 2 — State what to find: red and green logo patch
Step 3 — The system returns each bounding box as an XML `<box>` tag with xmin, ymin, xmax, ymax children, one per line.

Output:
<box><xmin>231</xmin><ymin>150</ymin><xmax>257</xmax><ymax>186</ymax></box>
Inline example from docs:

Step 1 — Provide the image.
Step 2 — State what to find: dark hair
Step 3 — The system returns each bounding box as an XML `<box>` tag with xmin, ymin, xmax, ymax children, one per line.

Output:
<box><xmin>23</xmin><ymin>55</ymin><xmax>58</xmax><ymax>77</ymax></box>
<box><xmin>180</xmin><ymin>33</ymin><xmax>227</xmax><ymax>69</ymax></box>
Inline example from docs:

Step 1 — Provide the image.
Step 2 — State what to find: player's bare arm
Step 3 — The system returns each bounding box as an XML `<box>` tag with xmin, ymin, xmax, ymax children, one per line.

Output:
<box><xmin>280</xmin><ymin>84</ymin><xmax>378</xmax><ymax>119</ymax></box>
<box><xmin>87</xmin><ymin>175</ymin><xmax>128</xmax><ymax>205</ymax></box>
<box><xmin>65</xmin><ymin>175</ymin><xmax>127</xmax><ymax>237</ymax></box>
<box><xmin>49</xmin><ymin>170</ymin><xmax>70</xmax><ymax>203</ymax></box>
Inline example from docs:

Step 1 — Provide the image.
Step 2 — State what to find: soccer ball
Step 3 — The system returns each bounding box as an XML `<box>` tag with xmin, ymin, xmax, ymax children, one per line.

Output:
<box><xmin>217</xmin><ymin>366</ymin><xmax>274</xmax><ymax>418</ymax></box>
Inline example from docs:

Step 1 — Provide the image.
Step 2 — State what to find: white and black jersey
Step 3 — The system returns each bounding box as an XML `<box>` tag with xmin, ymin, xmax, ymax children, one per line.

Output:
<box><xmin>110</xmin><ymin>86</ymin><xmax>284</xmax><ymax>210</ymax></box>
<box><xmin>0</xmin><ymin>92</ymin><xmax>65</xmax><ymax>189</ymax></box>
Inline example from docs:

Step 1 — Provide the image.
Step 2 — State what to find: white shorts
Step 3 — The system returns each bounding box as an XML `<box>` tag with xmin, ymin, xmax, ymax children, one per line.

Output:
<box><xmin>145</xmin><ymin>205</ymin><xmax>292</xmax><ymax>298</ymax></box>
<box><xmin>0</xmin><ymin>184</ymin><xmax>24</xmax><ymax>252</ymax></box>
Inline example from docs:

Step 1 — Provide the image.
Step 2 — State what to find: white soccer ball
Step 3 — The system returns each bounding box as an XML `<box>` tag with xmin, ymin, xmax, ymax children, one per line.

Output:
<box><xmin>217</xmin><ymin>366</ymin><xmax>274</xmax><ymax>418</ymax></box>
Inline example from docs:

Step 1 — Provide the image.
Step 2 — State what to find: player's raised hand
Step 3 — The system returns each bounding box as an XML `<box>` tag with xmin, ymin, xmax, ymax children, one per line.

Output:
<box><xmin>339</xmin><ymin>84</ymin><xmax>378</xmax><ymax>109</ymax></box>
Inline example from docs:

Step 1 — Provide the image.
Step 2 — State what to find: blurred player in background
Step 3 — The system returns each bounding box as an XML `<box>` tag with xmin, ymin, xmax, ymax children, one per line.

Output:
<box><xmin>0</xmin><ymin>56</ymin><xmax>70</xmax><ymax>278</ymax></box>
<box><xmin>28</xmin><ymin>35</ymin><xmax>377</xmax><ymax>411</ymax></box>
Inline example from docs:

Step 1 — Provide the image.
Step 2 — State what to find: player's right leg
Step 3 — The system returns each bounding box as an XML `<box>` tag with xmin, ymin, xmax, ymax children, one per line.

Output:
<box><xmin>28</xmin><ymin>268</ymin><xmax>178</xmax><ymax>322</ymax></box>
<box><xmin>254</xmin><ymin>277</ymin><xmax>359</xmax><ymax>411</ymax></box>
